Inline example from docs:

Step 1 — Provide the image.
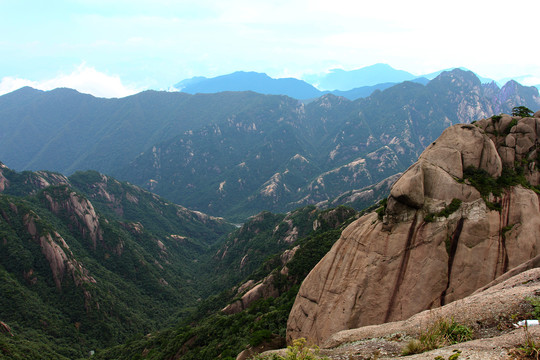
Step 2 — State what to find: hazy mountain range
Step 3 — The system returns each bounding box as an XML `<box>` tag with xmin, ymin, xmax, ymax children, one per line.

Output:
<box><xmin>1</xmin><ymin>69</ymin><xmax>539</xmax><ymax>221</ymax></box>
<box><xmin>174</xmin><ymin>69</ymin><xmax>430</xmax><ymax>100</ymax></box>
<box><xmin>174</xmin><ymin>63</ymin><xmax>539</xmax><ymax>100</ymax></box>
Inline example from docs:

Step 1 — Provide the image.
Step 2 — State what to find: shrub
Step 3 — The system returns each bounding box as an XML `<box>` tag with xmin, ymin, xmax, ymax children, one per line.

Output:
<box><xmin>402</xmin><ymin>339</ymin><xmax>423</xmax><ymax>355</ymax></box>
<box><xmin>252</xmin><ymin>338</ymin><xmax>328</xmax><ymax>359</ymax></box>
<box><xmin>376</xmin><ymin>198</ymin><xmax>388</xmax><ymax>220</ymax></box>
<box><xmin>249</xmin><ymin>329</ymin><xmax>273</xmax><ymax>347</ymax></box>
<box><xmin>463</xmin><ymin>166</ymin><xmax>499</xmax><ymax>197</ymax></box>
<box><xmin>504</xmin><ymin>118</ymin><xmax>519</xmax><ymax>134</ymax></box>
<box><xmin>438</xmin><ymin>199</ymin><xmax>462</xmax><ymax>218</ymax></box>
<box><xmin>528</xmin><ymin>296</ymin><xmax>540</xmax><ymax>321</ymax></box>
<box><xmin>461</xmin><ymin>165</ymin><xmax>534</xmax><ymax>212</ymax></box>
<box><xmin>509</xmin><ymin>326</ymin><xmax>540</xmax><ymax>359</ymax></box>
<box><xmin>402</xmin><ymin>318</ymin><xmax>473</xmax><ymax>355</ymax></box>
<box><xmin>424</xmin><ymin>199</ymin><xmax>462</xmax><ymax>223</ymax></box>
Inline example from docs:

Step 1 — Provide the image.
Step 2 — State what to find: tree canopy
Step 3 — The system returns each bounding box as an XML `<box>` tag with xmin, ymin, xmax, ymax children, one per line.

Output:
<box><xmin>512</xmin><ymin>106</ymin><xmax>533</xmax><ymax>117</ymax></box>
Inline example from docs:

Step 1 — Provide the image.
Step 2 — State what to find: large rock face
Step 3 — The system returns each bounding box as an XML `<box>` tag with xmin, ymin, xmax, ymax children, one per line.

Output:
<box><xmin>287</xmin><ymin>112</ymin><xmax>540</xmax><ymax>345</ymax></box>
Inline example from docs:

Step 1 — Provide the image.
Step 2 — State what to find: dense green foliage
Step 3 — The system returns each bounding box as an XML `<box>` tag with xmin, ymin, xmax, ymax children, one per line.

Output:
<box><xmin>94</xmin><ymin>207</ymin><xmax>357</xmax><ymax>359</ymax></box>
<box><xmin>424</xmin><ymin>199</ymin><xmax>462</xmax><ymax>222</ymax></box>
<box><xmin>94</xmin><ymin>289</ymin><xmax>297</xmax><ymax>360</ymax></box>
<box><xmin>0</xmin><ymin>164</ymin><xmax>360</xmax><ymax>359</ymax></box>
<box><xmin>211</xmin><ymin>206</ymin><xmax>337</xmax><ymax>289</ymax></box>
<box><xmin>0</xmin><ymin>167</ymin><xmax>234</xmax><ymax>358</ymax></box>
<box><xmin>461</xmin><ymin>163</ymin><xmax>537</xmax><ymax>211</ymax></box>
<box><xmin>512</xmin><ymin>106</ymin><xmax>534</xmax><ymax>117</ymax></box>
<box><xmin>69</xmin><ymin>170</ymin><xmax>233</xmax><ymax>247</ymax></box>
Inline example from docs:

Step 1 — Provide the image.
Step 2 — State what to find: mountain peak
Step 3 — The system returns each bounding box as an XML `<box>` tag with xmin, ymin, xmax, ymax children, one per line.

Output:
<box><xmin>309</xmin><ymin>63</ymin><xmax>416</xmax><ymax>91</ymax></box>
<box><xmin>427</xmin><ymin>68</ymin><xmax>483</xmax><ymax>92</ymax></box>
<box><xmin>175</xmin><ymin>71</ymin><xmax>321</xmax><ymax>99</ymax></box>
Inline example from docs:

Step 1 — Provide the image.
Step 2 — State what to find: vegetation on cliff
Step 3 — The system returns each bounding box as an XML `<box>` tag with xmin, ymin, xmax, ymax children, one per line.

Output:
<box><xmin>93</xmin><ymin>206</ymin><xmax>357</xmax><ymax>359</ymax></box>
<box><xmin>0</xmin><ymin>167</ymin><xmax>234</xmax><ymax>358</ymax></box>
<box><xmin>0</xmin><ymin>163</ymin><xmax>360</xmax><ymax>359</ymax></box>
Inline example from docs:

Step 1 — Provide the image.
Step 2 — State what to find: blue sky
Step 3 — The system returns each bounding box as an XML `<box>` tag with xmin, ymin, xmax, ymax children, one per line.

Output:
<box><xmin>1</xmin><ymin>0</ymin><xmax>539</xmax><ymax>97</ymax></box>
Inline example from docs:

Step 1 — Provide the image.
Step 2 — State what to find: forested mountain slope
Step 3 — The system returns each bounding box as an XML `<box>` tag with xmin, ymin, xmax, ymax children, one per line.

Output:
<box><xmin>0</xmin><ymin>163</ymin><xmax>233</xmax><ymax>358</ymax></box>
<box><xmin>120</xmin><ymin>70</ymin><xmax>540</xmax><ymax>219</ymax></box>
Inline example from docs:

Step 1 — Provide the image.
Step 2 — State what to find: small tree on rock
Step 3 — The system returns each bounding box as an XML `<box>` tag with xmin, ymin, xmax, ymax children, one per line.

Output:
<box><xmin>512</xmin><ymin>106</ymin><xmax>533</xmax><ymax>117</ymax></box>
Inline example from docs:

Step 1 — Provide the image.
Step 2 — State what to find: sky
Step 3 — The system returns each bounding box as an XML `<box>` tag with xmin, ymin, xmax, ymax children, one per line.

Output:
<box><xmin>1</xmin><ymin>0</ymin><xmax>539</xmax><ymax>98</ymax></box>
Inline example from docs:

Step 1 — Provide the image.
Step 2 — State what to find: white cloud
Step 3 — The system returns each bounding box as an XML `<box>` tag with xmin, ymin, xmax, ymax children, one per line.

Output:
<box><xmin>3</xmin><ymin>0</ymin><xmax>540</xmax><ymax>89</ymax></box>
<box><xmin>0</xmin><ymin>77</ymin><xmax>39</xmax><ymax>95</ymax></box>
<box><xmin>0</xmin><ymin>64</ymin><xmax>142</xmax><ymax>98</ymax></box>
<box><xmin>521</xmin><ymin>76</ymin><xmax>540</xmax><ymax>87</ymax></box>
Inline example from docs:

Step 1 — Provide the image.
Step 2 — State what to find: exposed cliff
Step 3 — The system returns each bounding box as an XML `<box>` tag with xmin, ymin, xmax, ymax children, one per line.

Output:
<box><xmin>42</xmin><ymin>185</ymin><xmax>105</xmax><ymax>251</ymax></box>
<box><xmin>22</xmin><ymin>209</ymin><xmax>97</xmax><ymax>294</ymax></box>
<box><xmin>287</xmin><ymin>111</ymin><xmax>540</xmax><ymax>345</ymax></box>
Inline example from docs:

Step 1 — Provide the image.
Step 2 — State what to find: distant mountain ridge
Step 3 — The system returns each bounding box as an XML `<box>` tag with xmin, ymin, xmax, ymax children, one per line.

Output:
<box><xmin>174</xmin><ymin>67</ymin><xmax>429</xmax><ymax>100</ymax></box>
<box><xmin>175</xmin><ymin>64</ymin><xmax>540</xmax><ymax>99</ymax></box>
<box><xmin>174</xmin><ymin>64</ymin><xmax>504</xmax><ymax>100</ymax></box>
<box><xmin>1</xmin><ymin>69</ymin><xmax>539</xmax><ymax>221</ymax></box>
<box><xmin>303</xmin><ymin>63</ymin><xmax>417</xmax><ymax>90</ymax></box>
<box><xmin>122</xmin><ymin>70</ymin><xmax>540</xmax><ymax>220</ymax></box>
<box><xmin>175</xmin><ymin>71</ymin><xmax>322</xmax><ymax>99</ymax></box>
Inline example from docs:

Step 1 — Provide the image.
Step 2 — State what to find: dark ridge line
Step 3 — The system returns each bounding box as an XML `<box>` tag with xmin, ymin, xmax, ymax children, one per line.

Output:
<box><xmin>440</xmin><ymin>217</ymin><xmax>465</xmax><ymax>306</ymax></box>
<box><xmin>384</xmin><ymin>213</ymin><xmax>418</xmax><ymax>323</ymax></box>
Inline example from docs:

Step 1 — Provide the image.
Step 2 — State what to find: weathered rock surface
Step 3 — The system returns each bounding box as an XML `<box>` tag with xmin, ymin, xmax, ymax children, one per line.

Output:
<box><xmin>43</xmin><ymin>186</ymin><xmax>105</xmax><ymax>251</ymax></box>
<box><xmin>0</xmin><ymin>163</ymin><xmax>68</xmax><ymax>195</ymax></box>
<box><xmin>222</xmin><ymin>245</ymin><xmax>300</xmax><ymax>315</ymax></box>
<box><xmin>287</xmin><ymin>115</ymin><xmax>540</xmax><ymax>345</ymax></box>
<box><xmin>264</xmin><ymin>268</ymin><xmax>540</xmax><ymax>359</ymax></box>
<box><xmin>23</xmin><ymin>211</ymin><xmax>96</xmax><ymax>291</ymax></box>
<box><xmin>0</xmin><ymin>320</ymin><xmax>13</xmax><ymax>336</ymax></box>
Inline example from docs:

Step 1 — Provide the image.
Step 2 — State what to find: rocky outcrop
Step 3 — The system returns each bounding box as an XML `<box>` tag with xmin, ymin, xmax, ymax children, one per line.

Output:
<box><xmin>0</xmin><ymin>321</ymin><xmax>13</xmax><ymax>336</ymax></box>
<box><xmin>322</xmin><ymin>268</ymin><xmax>540</xmax><ymax>349</ymax></box>
<box><xmin>43</xmin><ymin>186</ymin><xmax>104</xmax><ymax>251</ymax></box>
<box><xmin>0</xmin><ymin>163</ymin><xmax>68</xmax><ymax>195</ymax></box>
<box><xmin>222</xmin><ymin>274</ymin><xmax>280</xmax><ymax>315</ymax></box>
<box><xmin>222</xmin><ymin>245</ymin><xmax>300</xmax><ymax>315</ymax></box>
<box><xmin>32</xmin><ymin>171</ymin><xmax>69</xmax><ymax>189</ymax></box>
<box><xmin>287</xmin><ymin>113</ymin><xmax>540</xmax><ymax>345</ymax></box>
<box><xmin>23</xmin><ymin>212</ymin><xmax>96</xmax><ymax>290</ymax></box>
<box><xmin>0</xmin><ymin>169</ymin><xmax>7</xmax><ymax>192</ymax></box>
<box><xmin>265</xmin><ymin>266</ymin><xmax>540</xmax><ymax>359</ymax></box>
<box><xmin>299</xmin><ymin>268</ymin><xmax>540</xmax><ymax>360</ymax></box>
